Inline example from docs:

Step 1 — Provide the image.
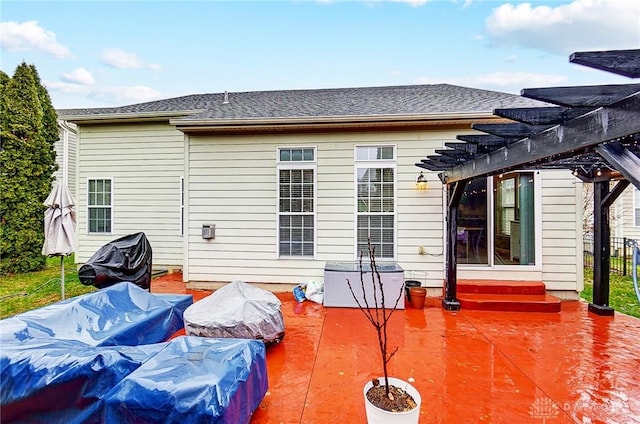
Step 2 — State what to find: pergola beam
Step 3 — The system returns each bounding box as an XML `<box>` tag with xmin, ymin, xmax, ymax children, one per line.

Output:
<box><xmin>596</xmin><ymin>141</ymin><xmax>640</xmax><ymax>190</ymax></box>
<box><xmin>493</xmin><ymin>106</ymin><xmax>592</xmax><ymax>125</ymax></box>
<box><xmin>472</xmin><ymin>122</ymin><xmax>552</xmax><ymax>138</ymax></box>
<box><xmin>570</xmin><ymin>49</ymin><xmax>640</xmax><ymax>78</ymax></box>
<box><xmin>521</xmin><ymin>83</ymin><xmax>640</xmax><ymax>108</ymax></box>
<box><xmin>441</xmin><ymin>91</ymin><xmax>640</xmax><ymax>184</ymax></box>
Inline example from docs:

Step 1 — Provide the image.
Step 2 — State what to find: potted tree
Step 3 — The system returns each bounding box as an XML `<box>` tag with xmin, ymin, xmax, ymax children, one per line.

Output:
<box><xmin>346</xmin><ymin>241</ymin><xmax>421</xmax><ymax>424</ymax></box>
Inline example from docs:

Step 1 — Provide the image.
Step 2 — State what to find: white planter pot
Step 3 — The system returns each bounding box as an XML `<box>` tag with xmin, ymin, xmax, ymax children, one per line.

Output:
<box><xmin>363</xmin><ymin>377</ymin><xmax>421</xmax><ymax>424</ymax></box>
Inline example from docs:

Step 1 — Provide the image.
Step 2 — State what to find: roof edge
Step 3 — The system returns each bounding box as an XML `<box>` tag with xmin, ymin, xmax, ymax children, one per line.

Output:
<box><xmin>58</xmin><ymin>110</ymin><xmax>202</xmax><ymax>124</ymax></box>
<box><xmin>170</xmin><ymin>111</ymin><xmax>497</xmax><ymax>128</ymax></box>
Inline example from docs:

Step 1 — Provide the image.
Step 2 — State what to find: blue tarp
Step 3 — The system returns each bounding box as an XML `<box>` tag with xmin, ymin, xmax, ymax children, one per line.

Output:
<box><xmin>0</xmin><ymin>282</ymin><xmax>191</xmax><ymax>347</ymax></box>
<box><xmin>102</xmin><ymin>337</ymin><xmax>268</xmax><ymax>424</ymax></box>
<box><xmin>0</xmin><ymin>283</ymin><xmax>269</xmax><ymax>423</ymax></box>
<box><xmin>0</xmin><ymin>340</ymin><xmax>166</xmax><ymax>423</ymax></box>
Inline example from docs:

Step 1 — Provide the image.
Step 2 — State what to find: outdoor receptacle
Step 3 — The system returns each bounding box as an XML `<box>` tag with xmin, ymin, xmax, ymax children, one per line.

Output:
<box><xmin>202</xmin><ymin>224</ymin><xmax>215</xmax><ymax>239</ymax></box>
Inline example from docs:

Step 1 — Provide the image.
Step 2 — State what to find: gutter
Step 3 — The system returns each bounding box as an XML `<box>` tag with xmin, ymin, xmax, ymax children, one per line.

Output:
<box><xmin>170</xmin><ymin>112</ymin><xmax>504</xmax><ymax>134</ymax></box>
<box><xmin>58</xmin><ymin>110</ymin><xmax>203</xmax><ymax>124</ymax></box>
<box><xmin>57</xmin><ymin>109</ymin><xmax>505</xmax><ymax>133</ymax></box>
<box><xmin>170</xmin><ymin>111</ymin><xmax>497</xmax><ymax>127</ymax></box>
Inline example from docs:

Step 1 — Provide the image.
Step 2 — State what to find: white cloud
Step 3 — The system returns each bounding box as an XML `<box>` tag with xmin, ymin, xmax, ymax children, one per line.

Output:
<box><xmin>485</xmin><ymin>0</ymin><xmax>640</xmax><ymax>55</ymax></box>
<box><xmin>0</xmin><ymin>20</ymin><xmax>71</xmax><ymax>58</ymax></box>
<box><xmin>100</xmin><ymin>48</ymin><xmax>161</xmax><ymax>70</ymax></box>
<box><xmin>62</xmin><ymin>68</ymin><xmax>95</xmax><ymax>86</ymax></box>
<box><xmin>97</xmin><ymin>85</ymin><xmax>163</xmax><ymax>104</ymax></box>
<box><xmin>48</xmin><ymin>81</ymin><xmax>163</xmax><ymax>105</ymax></box>
<box><xmin>414</xmin><ymin>71</ymin><xmax>569</xmax><ymax>93</ymax></box>
<box><xmin>391</xmin><ymin>0</ymin><xmax>431</xmax><ymax>6</ymax></box>
<box><xmin>47</xmin><ymin>81</ymin><xmax>91</xmax><ymax>96</ymax></box>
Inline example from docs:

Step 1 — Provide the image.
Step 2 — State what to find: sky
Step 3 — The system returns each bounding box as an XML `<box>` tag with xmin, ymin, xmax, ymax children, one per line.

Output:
<box><xmin>1</xmin><ymin>0</ymin><xmax>638</xmax><ymax>110</ymax></box>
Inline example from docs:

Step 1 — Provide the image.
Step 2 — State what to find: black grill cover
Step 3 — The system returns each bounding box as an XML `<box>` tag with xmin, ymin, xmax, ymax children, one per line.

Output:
<box><xmin>79</xmin><ymin>232</ymin><xmax>152</xmax><ymax>290</ymax></box>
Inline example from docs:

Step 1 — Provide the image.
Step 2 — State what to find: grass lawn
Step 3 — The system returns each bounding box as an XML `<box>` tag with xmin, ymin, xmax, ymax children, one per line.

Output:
<box><xmin>581</xmin><ymin>268</ymin><xmax>640</xmax><ymax>318</ymax></box>
<box><xmin>0</xmin><ymin>255</ymin><xmax>95</xmax><ymax>319</ymax></box>
<box><xmin>2</xmin><ymin>260</ymin><xmax>639</xmax><ymax>319</ymax></box>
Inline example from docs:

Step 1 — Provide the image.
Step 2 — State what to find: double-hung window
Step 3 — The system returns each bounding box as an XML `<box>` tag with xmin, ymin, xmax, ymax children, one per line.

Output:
<box><xmin>278</xmin><ymin>148</ymin><xmax>315</xmax><ymax>257</ymax></box>
<box><xmin>355</xmin><ymin>146</ymin><xmax>395</xmax><ymax>259</ymax></box>
<box><xmin>88</xmin><ymin>178</ymin><xmax>112</xmax><ymax>233</ymax></box>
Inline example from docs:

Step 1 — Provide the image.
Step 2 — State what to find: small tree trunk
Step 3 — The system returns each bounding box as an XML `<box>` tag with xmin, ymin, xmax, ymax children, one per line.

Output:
<box><xmin>346</xmin><ymin>238</ymin><xmax>403</xmax><ymax>397</ymax></box>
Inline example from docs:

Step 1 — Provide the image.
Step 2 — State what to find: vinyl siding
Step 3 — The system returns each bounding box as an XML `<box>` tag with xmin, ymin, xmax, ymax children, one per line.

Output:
<box><xmin>612</xmin><ymin>187</ymin><xmax>640</xmax><ymax>241</ymax></box>
<box><xmin>185</xmin><ymin>131</ymin><xmax>448</xmax><ymax>285</ymax></box>
<box><xmin>74</xmin><ymin>121</ymin><xmax>582</xmax><ymax>292</ymax></box>
<box><xmin>185</xmin><ymin>130</ymin><xmax>581</xmax><ymax>292</ymax></box>
<box><xmin>76</xmin><ymin>122</ymin><xmax>185</xmax><ymax>267</ymax></box>
<box><xmin>540</xmin><ymin>170</ymin><xmax>583</xmax><ymax>291</ymax></box>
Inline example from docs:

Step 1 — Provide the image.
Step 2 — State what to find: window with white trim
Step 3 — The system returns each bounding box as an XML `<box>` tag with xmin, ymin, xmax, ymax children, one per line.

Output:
<box><xmin>278</xmin><ymin>148</ymin><xmax>315</xmax><ymax>257</ymax></box>
<box><xmin>635</xmin><ymin>188</ymin><xmax>640</xmax><ymax>226</ymax></box>
<box><xmin>355</xmin><ymin>146</ymin><xmax>395</xmax><ymax>258</ymax></box>
<box><xmin>88</xmin><ymin>178</ymin><xmax>112</xmax><ymax>233</ymax></box>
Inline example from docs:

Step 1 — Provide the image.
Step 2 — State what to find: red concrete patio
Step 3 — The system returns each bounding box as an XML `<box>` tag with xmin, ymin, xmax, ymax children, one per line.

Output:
<box><xmin>153</xmin><ymin>273</ymin><xmax>640</xmax><ymax>423</ymax></box>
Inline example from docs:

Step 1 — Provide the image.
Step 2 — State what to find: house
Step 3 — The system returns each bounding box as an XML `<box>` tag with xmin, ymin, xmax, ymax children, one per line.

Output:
<box><xmin>612</xmin><ymin>186</ymin><xmax>640</xmax><ymax>242</ymax></box>
<box><xmin>58</xmin><ymin>84</ymin><xmax>583</xmax><ymax>299</ymax></box>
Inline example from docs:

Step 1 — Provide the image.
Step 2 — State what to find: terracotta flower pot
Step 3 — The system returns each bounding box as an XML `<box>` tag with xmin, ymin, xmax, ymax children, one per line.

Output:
<box><xmin>404</xmin><ymin>280</ymin><xmax>422</xmax><ymax>302</ymax></box>
<box><xmin>408</xmin><ymin>287</ymin><xmax>426</xmax><ymax>309</ymax></box>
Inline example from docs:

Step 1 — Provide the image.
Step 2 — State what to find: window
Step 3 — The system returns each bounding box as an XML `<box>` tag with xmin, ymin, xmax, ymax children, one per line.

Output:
<box><xmin>88</xmin><ymin>178</ymin><xmax>112</xmax><ymax>233</ymax></box>
<box><xmin>355</xmin><ymin>146</ymin><xmax>395</xmax><ymax>259</ymax></box>
<box><xmin>457</xmin><ymin>172</ymin><xmax>537</xmax><ymax>266</ymax></box>
<box><xmin>493</xmin><ymin>172</ymin><xmax>535</xmax><ymax>265</ymax></box>
<box><xmin>457</xmin><ymin>178</ymin><xmax>488</xmax><ymax>265</ymax></box>
<box><xmin>635</xmin><ymin>188</ymin><xmax>640</xmax><ymax>226</ymax></box>
<box><xmin>278</xmin><ymin>148</ymin><xmax>315</xmax><ymax>257</ymax></box>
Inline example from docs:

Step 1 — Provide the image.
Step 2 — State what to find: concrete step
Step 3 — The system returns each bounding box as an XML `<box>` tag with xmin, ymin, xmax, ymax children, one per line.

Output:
<box><xmin>458</xmin><ymin>280</ymin><xmax>546</xmax><ymax>295</ymax></box>
<box><xmin>455</xmin><ymin>280</ymin><xmax>561</xmax><ymax>312</ymax></box>
<box><xmin>457</xmin><ymin>292</ymin><xmax>562</xmax><ymax>313</ymax></box>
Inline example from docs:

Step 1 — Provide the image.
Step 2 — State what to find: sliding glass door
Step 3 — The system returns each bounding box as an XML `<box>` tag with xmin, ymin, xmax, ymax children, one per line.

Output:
<box><xmin>456</xmin><ymin>172</ymin><xmax>536</xmax><ymax>266</ymax></box>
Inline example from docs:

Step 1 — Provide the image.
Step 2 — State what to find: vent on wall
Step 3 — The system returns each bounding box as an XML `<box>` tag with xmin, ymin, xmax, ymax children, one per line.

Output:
<box><xmin>202</xmin><ymin>225</ymin><xmax>215</xmax><ymax>240</ymax></box>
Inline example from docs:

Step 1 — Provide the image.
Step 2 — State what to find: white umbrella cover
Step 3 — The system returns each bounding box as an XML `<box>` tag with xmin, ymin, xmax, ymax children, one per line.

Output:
<box><xmin>42</xmin><ymin>182</ymin><xmax>77</xmax><ymax>299</ymax></box>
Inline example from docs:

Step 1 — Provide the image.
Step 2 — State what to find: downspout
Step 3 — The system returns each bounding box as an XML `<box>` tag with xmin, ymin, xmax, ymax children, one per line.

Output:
<box><xmin>62</xmin><ymin>123</ymin><xmax>69</xmax><ymax>186</ymax></box>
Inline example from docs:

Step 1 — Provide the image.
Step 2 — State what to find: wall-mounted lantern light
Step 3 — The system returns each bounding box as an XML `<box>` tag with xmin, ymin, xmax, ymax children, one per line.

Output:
<box><xmin>416</xmin><ymin>171</ymin><xmax>427</xmax><ymax>190</ymax></box>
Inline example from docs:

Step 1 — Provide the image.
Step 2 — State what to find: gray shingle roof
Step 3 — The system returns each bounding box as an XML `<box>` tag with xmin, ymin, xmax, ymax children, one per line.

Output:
<box><xmin>58</xmin><ymin>84</ymin><xmax>548</xmax><ymax>122</ymax></box>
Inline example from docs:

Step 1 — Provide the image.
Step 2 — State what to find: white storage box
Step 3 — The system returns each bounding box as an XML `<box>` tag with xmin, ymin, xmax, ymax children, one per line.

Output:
<box><xmin>323</xmin><ymin>262</ymin><xmax>405</xmax><ymax>309</ymax></box>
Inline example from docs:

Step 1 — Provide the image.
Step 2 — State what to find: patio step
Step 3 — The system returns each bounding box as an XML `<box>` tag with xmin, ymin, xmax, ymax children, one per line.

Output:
<box><xmin>458</xmin><ymin>280</ymin><xmax>546</xmax><ymax>295</ymax></box>
<box><xmin>456</xmin><ymin>280</ymin><xmax>561</xmax><ymax>312</ymax></box>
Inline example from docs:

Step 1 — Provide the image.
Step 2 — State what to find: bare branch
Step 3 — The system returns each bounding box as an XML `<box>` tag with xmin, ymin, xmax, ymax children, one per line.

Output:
<box><xmin>344</xmin><ymin>237</ymin><xmax>404</xmax><ymax>396</ymax></box>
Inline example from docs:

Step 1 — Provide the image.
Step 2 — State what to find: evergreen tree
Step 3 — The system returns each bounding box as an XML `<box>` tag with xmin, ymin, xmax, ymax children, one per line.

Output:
<box><xmin>0</xmin><ymin>63</ymin><xmax>58</xmax><ymax>273</ymax></box>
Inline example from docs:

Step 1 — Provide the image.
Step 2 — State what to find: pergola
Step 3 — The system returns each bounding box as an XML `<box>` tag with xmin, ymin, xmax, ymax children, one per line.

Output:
<box><xmin>417</xmin><ymin>49</ymin><xmax>640</xmax><ymax>316</ymax></box>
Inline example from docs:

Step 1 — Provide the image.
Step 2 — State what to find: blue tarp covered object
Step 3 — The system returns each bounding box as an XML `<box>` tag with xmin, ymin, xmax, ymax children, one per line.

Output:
<box><xmin>0</xmin><ymin>283</ymin><xmax>269</xmax><ymax>423</ymax></box>
<box><xmin>0</xmin><ymin>340</ymin><xmax>166</xmax><ymax>423</ymax></box>
<box><xmin>0</xmin><ymin>282</ymin><xmax>191</xmax><ymax>347</ymax></box>
<box><xmin>102</xmin><ymin>337</ymin><xmax>268</xmax><ymax>424</ymax></box>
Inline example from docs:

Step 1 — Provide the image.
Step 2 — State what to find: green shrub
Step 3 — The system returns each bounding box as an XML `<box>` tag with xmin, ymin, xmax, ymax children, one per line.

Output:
<box><xmin>0</xmin><ymin>63</ymin><xmax>58</xmax><ymax>274</ymax></box>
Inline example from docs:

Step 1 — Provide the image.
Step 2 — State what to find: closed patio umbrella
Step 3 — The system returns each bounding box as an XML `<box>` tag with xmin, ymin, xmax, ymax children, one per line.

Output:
<box><xmin>42</xmin><ymin>182</ymin><xmax>77</xmax><ymax>300</ymax></box>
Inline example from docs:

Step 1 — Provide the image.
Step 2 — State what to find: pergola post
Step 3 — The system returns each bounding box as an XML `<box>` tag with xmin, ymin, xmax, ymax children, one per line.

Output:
<box><xmin>442</xmin><ymin>180</ymin><xmax>468</xmax><ymax>311</ymax></box>
<box><xmin>589</xmin><ymin>180</ymin><xmax>614</xmax><ymax>316</ymax></box>
<box><xmin>588</xmin><ymin>179</ymin><xmax>630</xmax><ymax>316</ymax></box>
